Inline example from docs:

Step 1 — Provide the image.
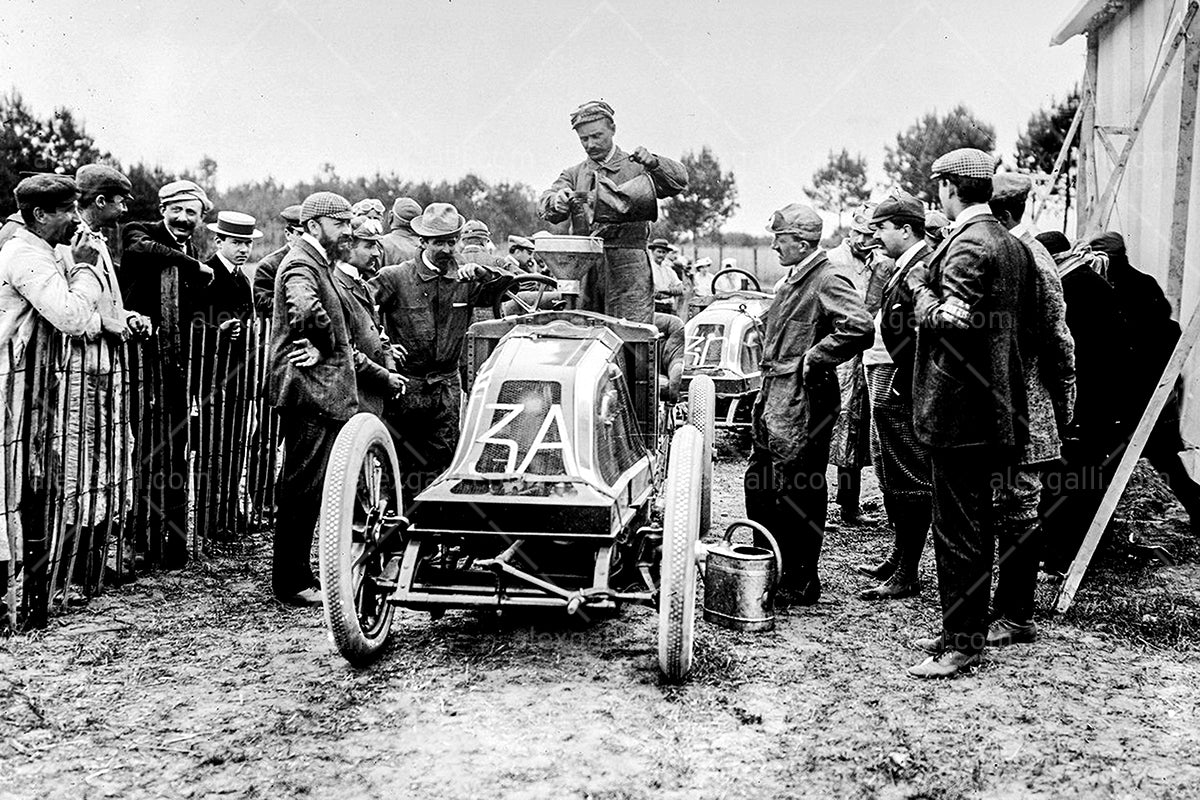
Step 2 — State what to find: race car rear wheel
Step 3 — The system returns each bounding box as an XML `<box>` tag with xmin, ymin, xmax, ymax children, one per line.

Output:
<box><xmin>658</xmin><ymin>425</ymin><xmax>702</xmax><ymax>683</ymax></box>
<box><xmin>687</xmin><ymin>374</ymin><xmax>716</xmax><ymax>537</ymax></box>
<box><xmin>319</xmin><ymin>413</ymin><xmax>401</xmax><ymax>666</ymax></box>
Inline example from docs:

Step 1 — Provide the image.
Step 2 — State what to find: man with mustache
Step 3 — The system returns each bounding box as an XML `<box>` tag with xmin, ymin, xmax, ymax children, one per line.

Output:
<box><xmin>370</xmin><ymin>202</ymin><xmax>510</xmax><ymax>499</ymax></box>
<box><xmin>538</xmin><ymin>100</ymin><xmax>688</xmax><ymax>324</ymax></box>
<box><xmin>118</xmin><ymin>179</ymin><xmax>216</xmax><ymax>566</ymax></box>
<box><xmin>267</xmin><ymin>191</ymin><xmax>358</xmax><ymax>606</ymax></box>
<box><xmin>0</xmin><ymin>174</ymin><xmax>104</xmax><ymax>619</ymax></box>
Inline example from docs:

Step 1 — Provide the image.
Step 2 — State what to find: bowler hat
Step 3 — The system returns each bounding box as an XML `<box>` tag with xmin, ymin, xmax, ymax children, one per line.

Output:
<box><xmin>411</xmin><ymin>202</ymin><xmax>466</xmax><ymax>238</ymax></box>
<box><xmin>207</xmin><ymin>211</ymin><xmax>264</xmax><ymax>240</ymax></box>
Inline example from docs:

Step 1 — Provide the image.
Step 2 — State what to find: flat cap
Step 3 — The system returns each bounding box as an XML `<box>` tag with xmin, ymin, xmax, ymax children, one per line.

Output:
<box><xmin>390</xmin><ymin>197</ymin><xmax>422</xmax><ymax>226</ymax></box>
<box><xmin>351</xmin><ymin>216</ymin><xmax>385</xmax><ymax>241</ymax></box>
<box><xmin>351</xmin><ymin>198</ymin><xmax>385</xmax><ymax>219</ymax></box>
<box><xmin>849</xmin><ymin>202</ymin><xmax>878</xmax><ymax>234</ymax></box>
<box><xmin>300</xmin><ymin>191</ymin><xmax>353</xmax><ymax>223</ymax></box>
<box><xmin>75</xmin><ymin>164</ymin><xmax>132</xmax><ymax>200</ymax></box>
<box><xmin>930</xmin><ymin>148</ymin><xmax>997</xmax><ymax>180</ymax></box>
<box><xmin>1087</xmin><ymin>231</ymin><xmax>1126</xmax><ymax>257</ymax></box>
<box><xmin>280</xmin><ymin>204</ymin><xmax>303</xmax><ymax>224</ymax></box>
<box><xmin>767</xmin><ymin>203</ymin><xmax>823</xmax><ymax>240</ymax></box>
<box><xmin>924</xmin><ymin>209</ymin><xmax>950</xmax><ymax>230</ymax></box>
<box><xmin>570</xmin><ymin>99</ymin><xmax>615</xmax><ymax>129</ymax></box>
<box><xmin>991</xmin><ymin>172</ymin><xmax>1033</xmax><ymax>203</ymax></box>
<box><xmin>871</xmin><ymin>192</ymin><xmax>924</xmax><ymax>227</ymax></box>
<box><xmin>158</xmin><ymin>179</ymin><xmax>213</xmax><ymax>213</ymax></box>
<box><xmin>462</xmin><ymin>219</ymin><xmax>491</xmax><ymax>239</ymax></box>
<box><xmin>508</xmin><ymin>234</ymin><xmax>534</xmax><ymax>251</ymax></box>
<box><xmin>14</xmin><ymin>174</ymin><xmax>78</xmax><ymax>210</ymax></box>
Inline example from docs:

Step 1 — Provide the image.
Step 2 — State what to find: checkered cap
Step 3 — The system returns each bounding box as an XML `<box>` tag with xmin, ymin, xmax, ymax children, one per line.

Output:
<box><xmin>930</xmin><ymin>148</ymin><xmax>997</xmax><ymax>180</ymax></box>
<box><xmin>300</xmin><ymin>191</ymin><xmax>353</xmax><ymax>223</ymax></box>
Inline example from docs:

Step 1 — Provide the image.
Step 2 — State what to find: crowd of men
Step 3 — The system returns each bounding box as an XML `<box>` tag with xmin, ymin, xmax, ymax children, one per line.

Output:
<box><xmin>0</xmin><ymin>99</ymin><xmax>1192</xmax><ymax>678</ymax></box>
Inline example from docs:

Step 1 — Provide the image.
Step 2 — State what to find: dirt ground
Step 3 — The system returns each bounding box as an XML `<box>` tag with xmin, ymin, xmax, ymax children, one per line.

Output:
<box><xmin>3</xmin><ymin>437</ymin><xmax>1200</xmax><ymax>800</ymax></box>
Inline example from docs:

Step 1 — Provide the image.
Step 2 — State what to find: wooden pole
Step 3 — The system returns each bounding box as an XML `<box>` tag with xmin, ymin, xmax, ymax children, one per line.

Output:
<box><xmin>1078</xmin><ymin>32</ymin><xmax>1099</xmax><ymax>239</ymax></box>
<box><xmin>1167</xmin><ymin>25</ymin><xmax>1200</xmax><ymax>316</ymax></box>
<box><xmin>1056</xmin><ymin>299</ymin><xmax>1200</xmax><ymax>613</ymax></box>
<box><xmin>1032</xmin><ymin>91</ymin><xmax>1088</xmax><ymax>225</ymax></box>
<box><xmin>1092</xmin><ymin>1</ymin><xmax>1200</xmax><ymax>231</ymax></box>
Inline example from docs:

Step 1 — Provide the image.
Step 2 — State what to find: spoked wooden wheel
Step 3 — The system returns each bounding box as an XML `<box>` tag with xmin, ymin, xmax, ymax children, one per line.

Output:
<box><xmin>319</xmin><ymin>413</ymin><xmax>402</xmax><ymax>666</ymax></box>
<box><xmin>658</xmin><ymin>425</ymin><xmax>703</xmax><ymax>683</ymax></box>
<box><xmin>687</xmin><ymin>374</ymin><xmax>716</xmax><ymax>537</ymax></box>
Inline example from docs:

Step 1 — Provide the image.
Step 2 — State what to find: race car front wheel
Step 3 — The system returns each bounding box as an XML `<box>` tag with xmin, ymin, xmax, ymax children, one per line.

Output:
<box><xmin>658</xmin><ymin>425</ymin><xmax>702</xmax><ymax>683</ymax></box>
<box><xmin>318</xmin><ymin>413</ymin><xmax>401</xmax><ymax>666</ymax></box>
<box><xmin>687</xmin><ymin>374</ymin><xmax>716</xmax><ymax>537</ymax></box>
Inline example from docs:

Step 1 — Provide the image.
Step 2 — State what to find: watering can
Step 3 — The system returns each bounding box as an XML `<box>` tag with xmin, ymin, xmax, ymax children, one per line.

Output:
<box><xmin>701</xmin><ymin>519</ymin><xmax>782</xmax><ymax>632</ymax></box>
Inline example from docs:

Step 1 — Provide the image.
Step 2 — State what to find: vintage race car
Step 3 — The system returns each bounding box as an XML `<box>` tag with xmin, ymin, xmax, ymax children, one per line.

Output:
<box><xmin>683</xmin><ymin>268</ymin><xmax>772</xmax><ymax>428</ymax></box>
<box><xmin>316</xmin><ymin>236</ymin><xmax>716</xmax><ymax>683</ymax></box>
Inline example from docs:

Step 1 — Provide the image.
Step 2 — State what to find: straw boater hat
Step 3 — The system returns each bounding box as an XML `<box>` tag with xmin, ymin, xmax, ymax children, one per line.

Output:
<box><xmin>410</xmin><ymin>202</ymin><xmax>466</xmax><ymax>238</ymax></box>
<box><xmin>207</xmin><ymin>211</ymin><xmax>263</xmax><ymax>240</ymax></box>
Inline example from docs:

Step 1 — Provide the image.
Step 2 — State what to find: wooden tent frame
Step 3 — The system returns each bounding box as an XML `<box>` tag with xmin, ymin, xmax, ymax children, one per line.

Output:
<box><xmin>1055</xmin><ymin>0</ymin><xmax>1200</xmax><ymax>611</ymax></box>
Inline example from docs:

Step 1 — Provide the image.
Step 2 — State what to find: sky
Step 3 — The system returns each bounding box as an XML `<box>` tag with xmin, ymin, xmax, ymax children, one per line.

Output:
<box><xmin>0</xmin><ymin>0</ymin><xmax>1086</xmax><ymax>233</ymax></box>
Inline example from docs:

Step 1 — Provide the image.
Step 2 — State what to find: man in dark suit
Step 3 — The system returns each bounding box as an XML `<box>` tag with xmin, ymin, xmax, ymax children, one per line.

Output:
<box><xmin>905</xmin><ymin>149</ymin><xmax>1036</xmax><ymax>678</ymax></box>
<box><xmin>193</xmin><ymin>212</ymin><xmax>260</xmax><ymax>540</ymax></box>
<box><xmin>119</xmin><ymin>180</ymin><xmax>216</xmax><ymax>566</ymax></box>
<box><xmin>857</xmin><ymin>192</ymin><xmax>935</xmax><ymax>601</ymax></box>
<box><xmin>251</xmin><ymin>204</ymin><xmax>302</xmax><ymax>316</ymax></box>
<box><xmin>267</xmin><ymin>191</ymin><xmax>358</xmax><ymax>605</ymax></box>
<box><xmin>744</xmin><ymin>202</ymin><xmax>873</xmax><ymax>606</ymax></box>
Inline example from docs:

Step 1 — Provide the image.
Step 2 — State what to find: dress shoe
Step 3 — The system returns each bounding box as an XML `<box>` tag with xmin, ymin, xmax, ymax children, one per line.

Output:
<box><xmin>907</xmin><ymin>649</ymin><xmax>980</xmax><ymax>679</ymax></box>
<box><xmin>854</xmin><ymin>559</ymin><xmax>896</xmax><ymax>581</ymax></box>
<box><xmin>986</xmin><ymin>617</ymin><xmax>1037</xmax><ymax>647</ymax></box>
<box><xmin>859</xmin><ymin>574</ymin><xmax>920</xmax><ymax>601</ymax></box>
<box><xmin>778</xmin><ymin>579</ymin><xmax>821</xmax><ymax>609</ymax></box>
<box><xmin>912</xmin><ymin>633</ymin><xmax>944</xmax><ymax>654</ymax></box>
<box><xmin>277</xmin><ymin>587</ymin><xmax>323</xmax><ymax>607</ymax></box>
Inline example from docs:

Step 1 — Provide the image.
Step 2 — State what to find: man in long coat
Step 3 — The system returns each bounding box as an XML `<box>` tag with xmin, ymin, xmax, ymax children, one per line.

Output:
<box><xmin>744</xmin><ymin>202</ymin><xmax>873</xmax><ymax>606</ymax></box>
<box><xmin>538</xmin><ymin>100</ymin><xmax>688</xmax><ymax>324</ymax></box>
<box><xmin>905</xmin><ymin>149</ymin><xmax>1037</xmax><ymax>679</ymax></box>
<box><xmin>267</xmin><ymin>192</ymin><xmax>358</xmax><ymax>605</ymax></box>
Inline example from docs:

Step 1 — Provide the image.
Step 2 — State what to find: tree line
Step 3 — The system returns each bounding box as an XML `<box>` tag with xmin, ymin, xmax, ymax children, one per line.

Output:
<box><xmin>1</xmin><ymin>88</ymin><xmax>1078</xmax><ymax>250</ymax></box>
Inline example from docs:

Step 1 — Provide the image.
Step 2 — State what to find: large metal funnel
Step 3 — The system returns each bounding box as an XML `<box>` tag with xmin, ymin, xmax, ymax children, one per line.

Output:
<box><xmin>534</xmin><ymin>235</ymin><xmax>604</xmax><ymax>281</ymax></box>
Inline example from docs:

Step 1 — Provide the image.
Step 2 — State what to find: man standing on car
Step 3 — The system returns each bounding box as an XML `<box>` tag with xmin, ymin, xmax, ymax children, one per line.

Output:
<box><xmin>538</xmin><ymin>100</ymin><xmax>688</xmax><ymax>323</ymax></box>
<box><xmin>745</xmin><ymin>202</ymin><xmax>873</xmax><ymax>606</ymax></box>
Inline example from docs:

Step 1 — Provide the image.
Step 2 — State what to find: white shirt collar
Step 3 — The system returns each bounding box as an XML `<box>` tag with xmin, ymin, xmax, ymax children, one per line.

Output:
<box><xmin>421</xmin><ymin>250</ymin><xmax>443</xmax><ymax>274</ymax></box>
<box><xmin>952</xmin><ymin>203</ymin><xmax>990</xmax><ymax>228</ymax></box>
<box><xmin>1011</xmin><ymin>221</ymin><xmax>1032</xmax><ymax>239</ymax></box>
<box><xmin>337</xmin><ymin>262</ymin><xmax>360</xmax><ymax>280</ymax></box>
<box><xmin>216</xmin><ymin>251</ymin><xmax>240</xmax><ymax>274</ymax></box>
<box><xmin>895</xmin><ymin>240</ymin><xmax>926</xmax><ymax>270</ymax></box>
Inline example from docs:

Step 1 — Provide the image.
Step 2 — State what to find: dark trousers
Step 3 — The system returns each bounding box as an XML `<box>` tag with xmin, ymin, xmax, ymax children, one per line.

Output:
<box><xmin>273</xmin><ymin>412</ymin><xmax>340</xmax><ymax>597</ymax></box>
<box><xmin>581</xmin><ymin>247</ymin><xmax>653</xmax><ymax>325</ymax></box>
<box><xmin>992</xmin><ymin>468</ymin><xmax>1043</xmax><ymax>625</ymax></box>
<box><xmin>385</xmin><ymin>373</ymin><xmax>461</xmax><ymax>504</ymax></box>
<box><xmin>744</xmin><ymin>443</ymin><xmax>830</xmax><ymax>593</ymax></box>
<box><xmin>836</xmin><ymin>467</ymin><xmax>862</xmax><ymax>514</ymax></box>
<box><xmin>881</xmin><ymin>492</ymin><xmax>932</xmax><ymax>580</ymax></box>
<box><xmin>929</xmin><ymin>447</ymin><xmax>1002</xmax><ymax>655</ymax></box>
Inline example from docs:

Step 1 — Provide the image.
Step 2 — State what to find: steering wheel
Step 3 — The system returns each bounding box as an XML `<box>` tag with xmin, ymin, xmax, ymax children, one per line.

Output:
<box><xmin>492</xmin><ymin>273</ymin><xmax>559</xmax><ymax>318</ymax></box>
<box><xmin>710</xmin><ymin>267</ymin><xmax>761</xmax><ymax>294</ymax></box>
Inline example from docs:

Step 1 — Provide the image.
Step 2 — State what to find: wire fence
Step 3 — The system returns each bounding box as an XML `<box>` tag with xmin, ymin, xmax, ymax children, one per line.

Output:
<box><xmin>1</xmin><ymin>306</ymin><xmax>280</xmax><ymax>631</ymax></box>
